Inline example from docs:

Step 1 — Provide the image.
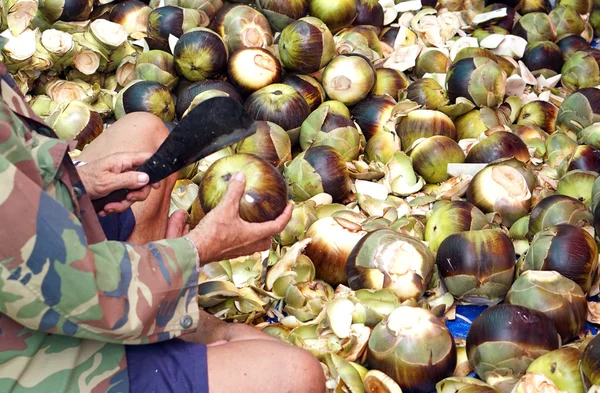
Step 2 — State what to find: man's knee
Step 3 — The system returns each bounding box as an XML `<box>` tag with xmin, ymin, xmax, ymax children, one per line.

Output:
<box><xmin>287</xmin><ymin>346</ymin><xmax>327</xmax><ymax>393</ymax></box>
<box><xmin>114</xmin><ymin>112</ymin><xmax>170</xmax><ymax>146</ymax></box>
<box><xmin>78</xmin><ymin>112</ymin><xmax>171</xmax><ymax>161</ymax></box>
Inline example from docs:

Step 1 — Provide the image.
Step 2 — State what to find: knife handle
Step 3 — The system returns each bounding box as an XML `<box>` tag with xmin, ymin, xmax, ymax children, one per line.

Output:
<box><xmin>92</xmin><ymin>188</ymin><xmax>134</xmax><ymax>212</ymax></box>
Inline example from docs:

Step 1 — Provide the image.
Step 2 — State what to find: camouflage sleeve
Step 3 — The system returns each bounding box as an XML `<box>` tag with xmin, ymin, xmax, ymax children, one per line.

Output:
<box><xmin>0</xmin><ymin>102</ymin><xmax>201</xmax><ymax>345</ymax></box>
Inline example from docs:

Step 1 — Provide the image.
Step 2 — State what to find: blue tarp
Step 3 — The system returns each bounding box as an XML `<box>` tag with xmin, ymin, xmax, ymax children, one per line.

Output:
<box><xmin>447</xmin><ymin>301</ymin><xmax>599</xmax><ymax>340</ymax></box>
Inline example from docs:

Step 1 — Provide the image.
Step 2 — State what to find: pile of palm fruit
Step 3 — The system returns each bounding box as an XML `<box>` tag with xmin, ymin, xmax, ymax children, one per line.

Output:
<box><xmin>3</xmin><ymin>0</ymin><xmax>600</xmax><ymax>391</ymax></box>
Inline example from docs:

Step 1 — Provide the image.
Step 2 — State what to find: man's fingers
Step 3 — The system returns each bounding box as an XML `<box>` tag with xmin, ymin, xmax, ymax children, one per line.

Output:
<box><xmin>219</xmin><ymin>172</ymin><xmax>246</xmax><ymax>210</ymax></box>
<box><xmin>275</xmin><ymin>203</ymin><xmax>294</xmax><ymax>229</ymax></box>
<box><xmin>258</xmin><ymin>237</ymin><xmax>272</xmax><ymax>251</ymax></box>
<box><xmin>105</xmin><ymin>171</ymin><xmax>150</xmax><ymax>194</ymax></box>
<box><xmin>126</xmin><ymin>185</ymin><xmax>152</xmax><ymax>202</ymax></box>
<box><xmin>166</xmin><ymin>210</ymin><xmax>190</xmax><ymax>239</ymax></box>
<box><xmin>102</xmin><ymin>200</ymin><xmax>133</xmax><ymax>215</ymax></box>
<box><xmin>251</xmin><ymin>203</ymin><xmax>293</xmax><ymax>238</ymax></box>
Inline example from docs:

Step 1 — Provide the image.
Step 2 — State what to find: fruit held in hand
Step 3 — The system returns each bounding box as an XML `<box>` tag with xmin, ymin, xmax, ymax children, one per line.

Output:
<box><xmin>199</xmin><ymin>153</ymin><xmax>288</xmax><ymax>222</ymax></box>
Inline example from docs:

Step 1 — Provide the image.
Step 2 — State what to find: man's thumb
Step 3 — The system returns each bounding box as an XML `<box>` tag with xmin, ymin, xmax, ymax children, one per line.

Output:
<box><xmin>221</xmin><ymin>172</ymin><xmax>246</xmax><ymax>206</ymax></box>
<box><xmin>111</xmin><ymin>172</ymin><xmax>150</xmax><ymax>193</ymax></box>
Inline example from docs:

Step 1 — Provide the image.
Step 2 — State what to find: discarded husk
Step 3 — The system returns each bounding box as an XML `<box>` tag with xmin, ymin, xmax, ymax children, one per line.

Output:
<box><xmin>45</xmin><ymin>99</ymin><xmax>103</xmax><ymax>149</ymax></box>
<box><xmin>114</xmin><ymin>79</ymin><xmax>175</xmax><ymax>121</ymax></box>
<box><xmin>304</xmin><ymin>216</ymin><xmax>366</xmax><ymax>287</ymax></box>
<box><xmin>347</xmin><ymin>229</ymin><xmax>435</xmax><ymax>302</ymax></box>
<box><xmin>466</xmin><ymin>163</ymin><xmax>532</xmax><ymax>227</ymax></box>
<box><xmin>368</xmin><ymin>306</ymin><xmax>457</xmax><ymax>393</ymax></box>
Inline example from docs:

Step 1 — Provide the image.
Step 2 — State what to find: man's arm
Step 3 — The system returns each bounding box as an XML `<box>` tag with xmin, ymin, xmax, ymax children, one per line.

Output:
<box><xmin>0</xmin><ymin>148</ymin><xmax>201</xmax><ymax>344</ymax></box>
<box><xmin>0</xmin><ymin>151</ymin><xmax>291</xmax><ymax>347</ymax></box>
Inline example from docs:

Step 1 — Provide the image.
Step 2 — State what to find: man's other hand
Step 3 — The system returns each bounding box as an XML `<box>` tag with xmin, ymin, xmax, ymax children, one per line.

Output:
<box><xmin>76</xmin><ymin>152</ymin><xmax>159</xmax><ymax>215</ymax></box>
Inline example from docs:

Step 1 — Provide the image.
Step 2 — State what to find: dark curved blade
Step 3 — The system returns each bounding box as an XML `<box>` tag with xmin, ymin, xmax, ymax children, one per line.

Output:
<box><xmin>138</xmin><ymin>96</ymin><xmax>257</xmax><ymax>183</ymax></box>
<box><xmin>91</xmin><ymin>96</ymin><xmax>256</xmax><ymax>212</ymax></box>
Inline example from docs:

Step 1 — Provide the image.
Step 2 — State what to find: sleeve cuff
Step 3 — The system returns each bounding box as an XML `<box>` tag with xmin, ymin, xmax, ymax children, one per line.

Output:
<box><xmin>183</xmin><ymin>236</ymin><xmax>200</xmax><ymax>271</ymax></box>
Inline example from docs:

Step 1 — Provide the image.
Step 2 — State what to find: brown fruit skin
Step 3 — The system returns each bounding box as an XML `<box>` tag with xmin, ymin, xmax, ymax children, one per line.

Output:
<box><xmin>282</xmin><ymin>74</ymin><xmax>325</xmax><ymax>111</ymax></box>
<box><xmin>309</xmin><ymin>0</ymin><xmax>357</xmax><ymax>34</ymax></box>
<box><xmin>199</xmin><ymin>153</ymin><xmax>288</xmax><ymax>223</ymax></box>
<box><xmin>235</xmin><ymin>121</ymin><xmax>291</xmax><ymax>168</ymax></box>
<box><xmin>557</xmin><ymin>34</ymin><xmax>591</xmax><ymax>59</ymax></box>
<box><xmin>445</xmin><ymin>57</ymin><xmax>478</xmax><ymax>105</ymax></box>
<box><xmin>379</xmin><ymin>26</ymin><xmax>399</xmax><ymax>47</ymax></box>
<box><xmin>567</xmin><ymin>145</ymin><xmax>600</xmax><ymax>172</ymax></box>
<box><xmin>353</xmin><ymin>0</ymin><xmax>384</xmax><ymax>28</ymax></box>
<box><xmin>244</xmin><ymin>83</ymin><xmax>311</xmax><ymax>130</ymax></box>
<box><xmin>395</xmin><ymin>109</ymin><xmax>456</xmax><ymax>151</ymax></box>
<box><xmin>305</xmin><ymin>217</ymin><xmax>365</xmax><ymax>286</ymax></box>
<box><xmin>520</xmin><ymin>0</ymin><xmax>553</xmax><ymax>15</ymax></box>
<box><xmin>61</xmin><ymin>0</ymin><xmax>94</xmax><ymax>21</ymax></box>
<box><xmin>304</xmin><ymin>146</ymin><xmax>352</xmax><ymax>203</ymax></box>
<box><xmin>405</xmin><ymin>78</ymin><xmax>448</xmax><ymax>110</ymax></box>
<box><xmin>582</xmin><ymin>334</ymin><xmax>600</xmax><ymax>386</ymax></box>
<box><xmin>175</xmin><ymin>79</ymin><xmax>243</xmax><ymax>120</ymax></box>
<box><xmin>351</xmin><ymin>95</ymin><xmax>396</xmax><ymax>140</ymax></box>
<box><xmin>257</xmin><ymin>0</ymin><xmax>309</xmax><ymax>20</ymax></box>
<box><xmin>522</xmin><ymin>41</ymin><xmax>564</xmax><ymax>74</ymax></box>
<box><xmin>411</xmin><ymin>136</ymin><xmax>465</xmax><ymax>184</ymax></box>
<box><xmin>527</xmin><ymin>194</ymin><xmax>593</xmax><ymax>238</ymax></box>
<box><xmin>146</xmin><ymin>6</ymin><xmax>186</xmax><ymax>51</ymax></box>
<box><xmin>436</xmin><ymin>230</ymin><xmax>515</xmax><ymax>280</ymax></box>
<box><xmin>466</xmin><ymin>304</ymin><xmax>560</xmax><ymax>380</ymax></box>
<box><xmin>576</xmin><ymin>87</ymin><xmax>600</xmax><ymax>114</ymax></box>
<box><xmin>436</xmin><ymin>229</ymin><xmax>516</xmax><ymax>304</ymax></box>
<box><xmin>74</xmin><ymin>110</ymin><xmax>103</xmax><ymax>150</ymax></box>
<box><xmin>370</xmin><ymin>68</ymin><xmax>409</xmax><ymax>98</ymax></box>
<box><xmin>518</xmin><ymin>224</ymin><xmax>599</xmax><ymax>294</ymax></box>
<box><xmin>465</xmin><ymin>131</ymin><xmax>530</xmax><ymax>164</ymax></box>
<box><xmin>516</xmin><ymin>100</ymin><xmax>559</xmax><ymax>134</ymax></box>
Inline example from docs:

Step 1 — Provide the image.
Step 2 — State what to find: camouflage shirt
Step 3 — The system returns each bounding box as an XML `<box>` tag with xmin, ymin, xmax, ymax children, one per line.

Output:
<box><xmin>0</xmin><ymin>63</ymin><xmax>201</xmax><ymax>392</ymax></box>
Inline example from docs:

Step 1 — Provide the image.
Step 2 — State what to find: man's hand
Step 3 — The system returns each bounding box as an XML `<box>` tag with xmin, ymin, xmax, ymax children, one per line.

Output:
<box><xmin>186</xmin><ymin>172</ymin><xmax>293</xmax><ymax>263</ymax></box>
<box><xmin>76</xmin><ymin>152</ymin><xmax>160</xmax><ymax>215</ymax></box>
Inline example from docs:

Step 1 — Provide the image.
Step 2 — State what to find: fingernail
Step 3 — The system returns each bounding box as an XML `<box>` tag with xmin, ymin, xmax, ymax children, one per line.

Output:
<box><xmin>138</xmin><ymin>173</ymin><xmax>149</xmax><ymax>184</ymax></box>
<box><xmin>232</xmin><ymin>172</ymin><xmax>245</xmax><ymax>181</ymax></box>
<box><xmin>98</xmin><ymin>211</ymin><xmax>106</xmax><ymax>217</ymax></box>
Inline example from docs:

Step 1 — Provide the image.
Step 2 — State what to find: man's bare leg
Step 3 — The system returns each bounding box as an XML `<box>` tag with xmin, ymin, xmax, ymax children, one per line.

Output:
<box><xmin>77</xmin><ymin>112</ymin><xmax>187</xmax><ymax>243</ymax></box>
<box><xmin>207</xmin><ymin>340</ymin><xmax>326</xmax><ymax>393</ymax></box>
<box><xmin>181</xmin><ymin>311</ymin><xmax>326</xmax><ymax>393</ymax></box>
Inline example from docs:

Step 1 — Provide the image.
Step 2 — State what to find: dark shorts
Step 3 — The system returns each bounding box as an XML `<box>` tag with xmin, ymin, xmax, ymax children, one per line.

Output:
<box><xmin>126</xmin><ymin>339</ymin><xmax>209</xmax><ymax>393</ymax></box>
<box><xmin>98</xmin><ymin>208</ymin><xmax>136</xmax><ymax>242</ymax></box>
